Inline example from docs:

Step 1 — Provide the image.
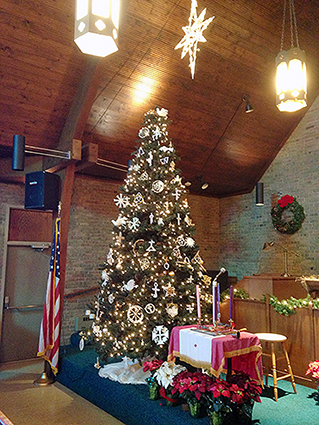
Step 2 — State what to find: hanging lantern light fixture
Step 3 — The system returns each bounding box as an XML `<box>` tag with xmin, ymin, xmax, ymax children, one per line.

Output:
<box><xmin>276</xmin><ymin>0</ymin><xmax>307</xmax><ymax>112</ymax></box>
<box><xmin>74</xmin><ymin>0</ymin><xmax>120</xmax><ymax>57</ymax></box>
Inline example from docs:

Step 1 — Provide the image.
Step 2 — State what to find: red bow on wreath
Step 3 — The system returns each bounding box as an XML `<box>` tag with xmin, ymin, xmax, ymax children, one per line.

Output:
<box><xmin>278</xmin><ymin>195</ymin><xmax>294</xmax><ymax>208</ymax></box>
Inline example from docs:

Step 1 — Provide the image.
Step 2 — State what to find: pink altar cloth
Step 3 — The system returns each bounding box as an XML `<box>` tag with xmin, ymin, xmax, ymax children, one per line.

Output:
<box><xmin>167</xmin><ymin>325</ymin><xmax>263</xmax><ymax>383</ymax></box>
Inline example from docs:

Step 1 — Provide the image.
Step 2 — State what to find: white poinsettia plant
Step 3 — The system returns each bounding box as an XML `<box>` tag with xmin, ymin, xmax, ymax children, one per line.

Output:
<box><xmin>153</xmin><ymin>361</ymin><xmax>186</xmax><ymax>389</ymax></box>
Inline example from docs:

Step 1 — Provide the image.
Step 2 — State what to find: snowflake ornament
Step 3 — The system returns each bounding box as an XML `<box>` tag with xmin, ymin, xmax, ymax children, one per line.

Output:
<box><xmin>128</xmin><ymin>217</ymin><xmax>141</xmax><ymax>231</ymax></box>
<box><xmin>127</xmin><ymin>305</ymin><xmax>144</xmax><ymax>324</ymax></box>
<box><xmin>114</xmin><ymin>194</ymin><xmax>130</xmax><ymax>208</ymax></box>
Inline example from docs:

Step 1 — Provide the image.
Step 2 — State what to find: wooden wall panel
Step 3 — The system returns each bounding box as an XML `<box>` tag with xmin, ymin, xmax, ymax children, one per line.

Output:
<box><xmin>233</xmin><ymin>299</ymin><xmax>267</xmax><ymax>333</ymax></box>
<box><xmin>8</xmin><ymin>208</ymin><xmax>53</xmax><ymax>242</ymax></box>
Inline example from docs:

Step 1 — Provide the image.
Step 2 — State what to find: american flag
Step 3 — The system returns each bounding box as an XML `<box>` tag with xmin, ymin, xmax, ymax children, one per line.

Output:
<box><xmin>37</xmin><ymin>217</ymin><xmax>61</xmax><ymax>375</ymax></box>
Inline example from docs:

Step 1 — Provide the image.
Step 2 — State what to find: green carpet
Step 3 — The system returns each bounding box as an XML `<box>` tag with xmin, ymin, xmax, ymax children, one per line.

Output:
<box><xmin>57</xmin><ymin>346</ymin><xmax>319</xmax><ymax>425</ymax></box>
<box><xmin>254</xmin><ymin>378</ymin><xmax>319</xmax><ymax>425</ymax></box>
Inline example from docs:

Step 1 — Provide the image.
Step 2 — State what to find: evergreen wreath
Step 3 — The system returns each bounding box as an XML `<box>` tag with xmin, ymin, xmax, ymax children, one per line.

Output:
<box><xmin>271</xmin><ymin>195</ymin><xmax>305</xmax><ymax>234</ymax></box>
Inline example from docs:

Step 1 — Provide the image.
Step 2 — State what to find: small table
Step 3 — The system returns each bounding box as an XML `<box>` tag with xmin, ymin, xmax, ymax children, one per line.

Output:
<box><xmin>168</xmin><ymin>325</ymin><xmax>263</xmax><ymax>383</ymax></box>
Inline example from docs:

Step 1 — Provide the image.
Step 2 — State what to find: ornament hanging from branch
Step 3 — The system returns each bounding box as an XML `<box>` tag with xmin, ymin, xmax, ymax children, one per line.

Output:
<box><xmin>175</xmin><ymin>0</ymin><xmax>214</xmax><ymax>78</ymax></box>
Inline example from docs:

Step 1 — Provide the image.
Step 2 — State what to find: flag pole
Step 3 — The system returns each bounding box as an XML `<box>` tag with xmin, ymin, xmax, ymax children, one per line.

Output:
<box><xmin>33</xmin><ymin>359</ymin><xmax>55</xmax><ymax>386</ymax></box>
<box><xmin>34</xmin><ymin>202</ymin><xmax>62</xmax><ymax>386</ymax></box>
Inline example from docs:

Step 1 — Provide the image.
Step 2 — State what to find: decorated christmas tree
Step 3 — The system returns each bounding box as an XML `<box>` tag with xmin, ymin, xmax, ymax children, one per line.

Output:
<box><xmin>91</xmin><ymin>107</ymin><xmax>212</xmax><ymax>362</ymax></box>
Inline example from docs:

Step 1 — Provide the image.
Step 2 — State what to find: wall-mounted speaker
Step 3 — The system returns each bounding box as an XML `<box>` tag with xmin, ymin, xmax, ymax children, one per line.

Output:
<box><xmin>25</xmin><ymin>171</ymin><xmax>60</xmax><ymax>211</ymax></box>
<box><xmin>12</xmin><ymin>135</ymin><xmax>25</xmax><ymax>171</ymax></box>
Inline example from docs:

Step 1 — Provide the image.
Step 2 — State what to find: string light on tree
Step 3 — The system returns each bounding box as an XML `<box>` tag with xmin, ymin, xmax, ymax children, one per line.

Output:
<box><xmin>90</xmin><ymin>107</ymin><xmax>212</xmax><ymax>363</ymax></box>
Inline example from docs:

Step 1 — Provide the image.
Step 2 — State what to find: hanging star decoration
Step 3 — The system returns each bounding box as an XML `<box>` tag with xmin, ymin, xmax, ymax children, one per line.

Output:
<box><xmin>175</xmin><ymin>0</ymin><xmax>214</xmax><ymax>78</ymax></box>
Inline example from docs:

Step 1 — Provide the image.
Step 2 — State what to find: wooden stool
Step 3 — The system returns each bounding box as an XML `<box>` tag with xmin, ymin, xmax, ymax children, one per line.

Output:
<box><xmin>255</xmin><ymin>333</ymin><xmax>297</xmax><ymax>401</ymax></box>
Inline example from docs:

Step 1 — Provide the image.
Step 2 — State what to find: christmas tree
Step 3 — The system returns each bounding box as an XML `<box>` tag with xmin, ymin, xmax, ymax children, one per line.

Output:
<box><xmin>91</xmin><ymin>107</ymin><xmax>212</xmax><ymax>362</ymax></box>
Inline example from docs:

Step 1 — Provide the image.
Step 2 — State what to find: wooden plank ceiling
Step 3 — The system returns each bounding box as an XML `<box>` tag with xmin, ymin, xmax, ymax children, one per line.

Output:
<box><xmin>1</xmin><ymin>0</ymin><xmax>319</xmax><ymax>197</ymax></box>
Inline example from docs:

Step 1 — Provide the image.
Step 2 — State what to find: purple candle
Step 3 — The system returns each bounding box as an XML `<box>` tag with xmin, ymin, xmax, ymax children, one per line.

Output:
<box><xmin>230</xmin><ymin>285</ymin><xmax>233</xmax><ymax>320</ymax></box>
<box><xmin>214</xmin><ymin>286</ymin><xmax>218</xmax><ymax>323</ymax></box>
<box><xmin>217</xmin><ymin>282</ymin><xmax>220</xmax><ymax>320</ymax></box>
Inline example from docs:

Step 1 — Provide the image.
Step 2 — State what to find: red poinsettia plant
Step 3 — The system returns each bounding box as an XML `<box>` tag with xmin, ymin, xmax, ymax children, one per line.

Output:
<box><xmin>278</xmin><ymin>194</ymin><xmax>295</xmax><ymax>208</ymax></box>
<box><xmin>227</xmin><ymin>371</ymin><xmax>262</xmax><ymax>404</ymax></box>
<box><xmin>306</xmin><ymin>360</ymin><xmax>319</xmax><ymax>391</ymax></box>
<box><xmin>143</xmin><ymin>358</ymin><xmax>164</xmax><ymax>374</ymax></box>
<box><xmin>171</xmin><ymin>370</ymin><xmax>214</xmax><ymax>404</ymax></box>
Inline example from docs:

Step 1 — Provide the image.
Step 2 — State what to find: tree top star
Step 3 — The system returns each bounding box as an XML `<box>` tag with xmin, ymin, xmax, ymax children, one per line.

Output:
<box><xmin>175</xmin><ymin>0</ymin><xmax>214</xmax><ymax>78</ymax></box>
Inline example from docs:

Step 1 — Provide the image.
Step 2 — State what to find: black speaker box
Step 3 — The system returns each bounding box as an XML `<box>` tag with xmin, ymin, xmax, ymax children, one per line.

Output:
<box><xmin>25</xmin><ymin>171</ymin><xmax>60</xmax><ymax>210</ymax></box>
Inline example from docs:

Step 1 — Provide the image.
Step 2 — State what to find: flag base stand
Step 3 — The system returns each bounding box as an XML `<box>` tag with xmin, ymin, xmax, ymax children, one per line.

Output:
<box><xmin>33</xmin><ymin>360</ymin><xmax>55</xmax><ymax>386</ymax></box>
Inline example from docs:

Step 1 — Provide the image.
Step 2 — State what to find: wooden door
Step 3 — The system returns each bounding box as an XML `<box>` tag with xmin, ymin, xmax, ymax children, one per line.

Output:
<box><xmin>0</xmin><ymin>208</ymin><xmax>53</xmax><ymax>363</ymax></box>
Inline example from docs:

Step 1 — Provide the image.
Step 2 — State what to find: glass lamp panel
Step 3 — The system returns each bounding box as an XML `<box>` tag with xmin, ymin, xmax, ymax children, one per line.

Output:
<box><xmin>92</xmin><ymin>0</ymin><xmax>110</xmax><ymax>17</ymax></box>
<box><xmin>76</xmin><ymin>0</ymin><xmax>88</xmax><ymax>20</ymax></box>
<box><xmin>276</xmin><ymin>61</ymin><xmax>287</xmax><ymax>95</ymax></box>
<box><xmin>112</xmin><ymin>0</ymin><xmax>120</xmax><ymax>29</ymax></box>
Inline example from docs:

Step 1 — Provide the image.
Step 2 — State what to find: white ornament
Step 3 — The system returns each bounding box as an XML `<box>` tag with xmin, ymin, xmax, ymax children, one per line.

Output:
<box><xmin>107</xmin><ymin>249</ymin><xmax>114</xmax><ymax>265</ymax></box>
<box><xmin>114</xmin><ymin>194</ymin><xmax>130</xmax><ymax>208</ymax></box>
<box><xmin>152</xmin><ymin>180</ymin><xmax>164</xmax><ymax>193</ymax></box>
<box><xmin>156</xmin><ymin>107</ymin><xmax>168</xmax><ymax>117</ymax></box>
<box><xmin>172</xmin><ymin>188</ymin><xmax>182</xmax><ymax>200</ymax></box>
<box><xmin>146</xmin><ymin>151</ymin><xmax>153</xmax><ymax>166</ymax></box>
<box><xmin>185</xmin><ymin>215</ymin><xmax>194</xmax><ymax>226</ymax></box>
<box><xmin>108</xmin><ymin>294</ymin><xmax>115</xmax><ymax>304</ymax></box>
<box><xmin>130</xmin><ymin>164</ymin><xmax>140</xmax><ymax>172</ymax></box>
<box><xmin>145</xmin><ymin>303</ymin><xmax>156</xmax><ymax>314</ymax></box>
<box><xmin>175</xmin><ymin>0</ymin><xmax>214</xmax><ymax>79</ymax></box>
<box><xmin>163</xmin><ymin>261</ymin><xmax>170</xmax><ymax>270</ymax></box>
<box><xmin>163</xmin><ymin>284</ymin><xmax>176</xmax><ymax>297</ymax></box>
<box><xmin>176</xmin><ymin>213</ymin><xmax>181</xmax><ymax>225</ymax></box>
<box><xmin>160</xmin><ymin>146</ymin><xmax>174</xmax><ymax>153</ymax></box>
<box><xmin>152</xmin><ymin>282</ymin><xmax>160</xmax><ymax>298</ymax></box>
<box><xmin>123</xmin><ymin>279</ymin><xmax>138</xmax><ymax>291</ymax></box>
<box><xmin>128</xmin><ymin>217</ymin><xmax>141</xmax><ymax>231</ymax></box>
<box><xmin>134</xmin><ymin>192</ymin><xmax>144</xmax><ymax>204</ymax></box>
<box><xmin>186</xmin><ymin>304</ymin><xmax>195</xmax><ymax>313</ymax></box>
<box><xmin>160</xmin><ymin>157</ymin><xmax>169</xmax><ymax>164</ymax></box>
<box><xmin>185</xmin><ymin>237</ymin><xmax>196</xmax><ymax>247</ymax></box>
<box><xmin>139</xmin><ymin>127</ymin><xmax>150</xmax><ymax>138</ymax></box>
<box><xmin>139</xmin><ymin>257</ymin><xmax>150</xmax><ymax>270</ymax></box>
<box><xmin>137</xmin><ymin>147</ymin><xmax>145</xmax><ymax>156</ymax></box>
<box><xmin>139</xmin><ymin>171</ymin><xmax>149</xmax><ymax>181</ymax></box>
<box><xmin>177</xmin><ymin>235</ymin><xmax>186</xmax><ymax>246</ymax></box>
<box><xmin>115</xmin><ymin>232</ymin><xmax>124</xmax><ymax>245</ymax></box>
<box><xmin>166</xmin><ymin>303</ymin><xmax>178</xmax><ymax>318</ymax></box>
<box><xmin>127</xmin><ymin>305</ymin><xmax>144</xmax><ymax>324</ymax></box>
<box><xmin>152</xmin><ymin>325</ymin><xmax>169</xmax><ymax>345</ymax></box>
<box><xmin>152</xmin><ymin>126</ymin><xmax>162</xmax><ymax>140</ymax></box>
<box><xmin>112</xmin><ymin>215</ymin><xmax>127</xmax><ymax>228</ymax></box>
<box><xmin>149</xmin><ymin>212</ymin><xmax>154</xmax><ymax>224</ymax></box>
<box><xmin>146</xmin><ymin>240</ymin><xmax>156</xmax><ymax>252</ymax></box>
<box><xmin>101</xmin><ymin>269</ymin><xmax>110</xmax><ymax>282</ymax></box>
<box><xmin>157</xmin><ymin>217</ymin><xmax>164</xmax><ymax>226</ymax></box>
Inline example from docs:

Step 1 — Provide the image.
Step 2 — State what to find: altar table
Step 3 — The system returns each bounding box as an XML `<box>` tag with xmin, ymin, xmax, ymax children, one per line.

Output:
<box><xmin>168</xmin><ymin>325</ymin><xmax>263</xmax><ymax>383</ymax></box>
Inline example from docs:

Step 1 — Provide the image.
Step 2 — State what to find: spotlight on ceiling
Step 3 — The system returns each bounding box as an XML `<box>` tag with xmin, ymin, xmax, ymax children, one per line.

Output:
<box><xmin>243</xmin><ymin>94</ymin><xmax>254</xmax><ymax>113</ymax></box>
<box><xmin>197</xmin><ymin>175</ymin><xmax>209</xmax><ymax>190</ymax></box>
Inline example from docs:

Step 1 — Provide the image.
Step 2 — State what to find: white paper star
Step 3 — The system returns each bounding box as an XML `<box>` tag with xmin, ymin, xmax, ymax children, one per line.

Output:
<box><xmin>175</xmin><ymin>0</ymin><xmax>214</xmax><ymax>78</ymax></box>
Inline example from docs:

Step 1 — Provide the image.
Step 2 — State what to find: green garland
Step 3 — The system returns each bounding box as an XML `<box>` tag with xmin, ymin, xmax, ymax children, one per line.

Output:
<box><xmin>263</xmin><ymin>294</ymin><xmax>319</xmax><ymax>316</ymax></box>
<box><xmin>220</xmin><ymin>287</ymin><xmax>249</xmax><ymax>303</ymax></box>
<box><xmin>271</xmin><ymin>195</ymin><xmax>305</xmax><ymax>234</ymax></box>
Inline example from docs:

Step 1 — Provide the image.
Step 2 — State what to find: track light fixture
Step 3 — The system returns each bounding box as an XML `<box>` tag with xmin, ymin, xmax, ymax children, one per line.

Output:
<box><xmin>197</xmin><ymin>175</ymin><xmax>209</xmax><ymax>190</ymax></box>
<box><xmin>243</xmin><ymin>94</ymin><xmax>254</xmax><ymax>113</ymax></box>
<box><xmin>12</xmin><ymin>135</ymin><xmax>75</xmax><ymax>171</ymax></box>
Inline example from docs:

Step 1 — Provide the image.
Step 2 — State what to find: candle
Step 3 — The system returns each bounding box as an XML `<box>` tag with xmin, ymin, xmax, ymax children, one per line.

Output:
<box><xmin>217</xmin><ymin>281</ymin><xmax>220</xmax><ymax>322</ymax></box>
<box><xmin>212</xmin><ymin>280</ymin><xmax>216</xmax><ymax>323</ymax></box>
<box><xmin>230</xmin><ymin>285</ymin><xmax>233</xmax><ymax>320</ymax></box>
<box><xmin>214</xmin><ymin>285</ymin><xmax>218</xmax><ymax>323</ymax></box>
<box><xmin>196</xmin><ymin>285</ymin><xmax>201</xmax><ymax>320</ymax></box>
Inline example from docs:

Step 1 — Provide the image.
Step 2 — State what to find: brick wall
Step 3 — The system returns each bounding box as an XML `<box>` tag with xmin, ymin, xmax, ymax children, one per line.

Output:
<box><xmin>61</xmin><ymin>176</ymin><xmax>219</xmax><ymax>343</ymax></box>
<box><xmin>220</xmin><ymin>95</ymin><xmax>319</xmax><ymax>284</ymax></box>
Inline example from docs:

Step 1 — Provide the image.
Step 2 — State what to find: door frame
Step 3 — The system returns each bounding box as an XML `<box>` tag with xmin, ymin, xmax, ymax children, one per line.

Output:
<box><xmin>0</xmin><ymin>205</ymin><xmax>52</xmax><ymax>341</ymax></box>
